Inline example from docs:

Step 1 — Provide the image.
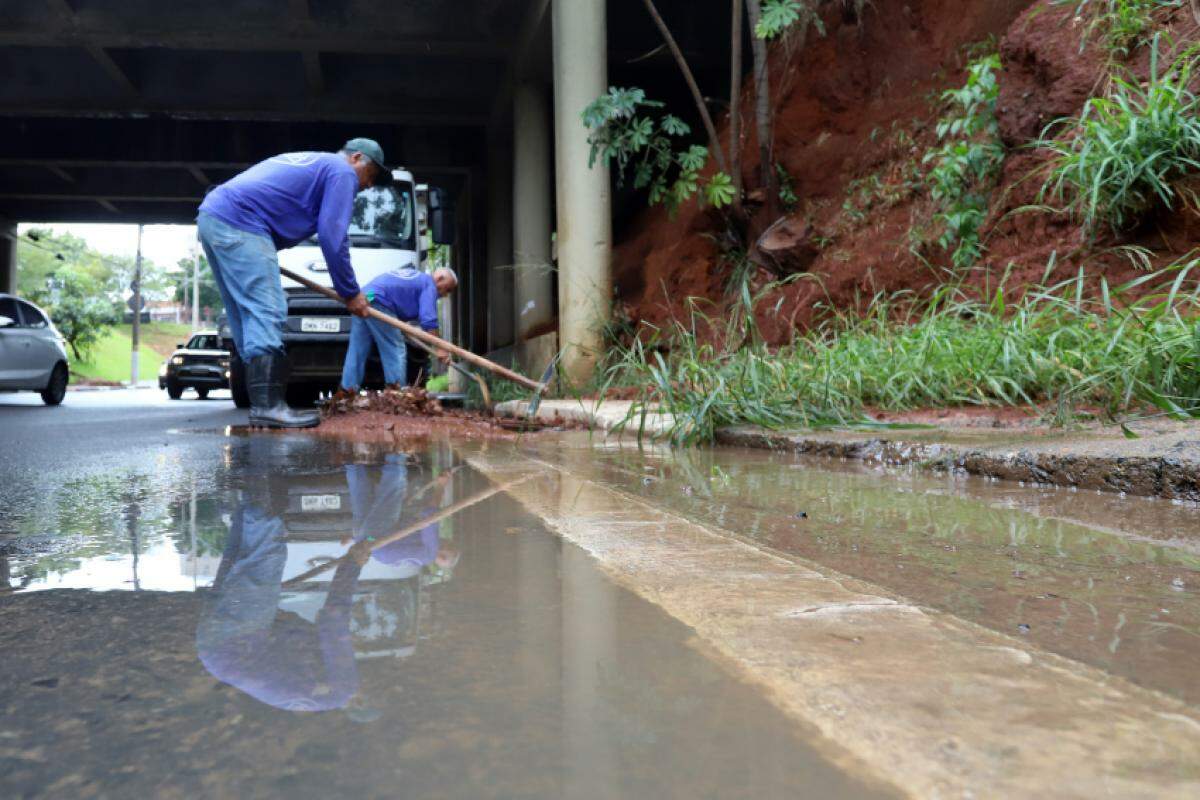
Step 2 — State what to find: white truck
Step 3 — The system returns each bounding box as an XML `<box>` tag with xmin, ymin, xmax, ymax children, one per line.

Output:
<box><xmin>222</xmin><ymin>169</ymin><xmax>454</xmax><ymax>408</ymax></box>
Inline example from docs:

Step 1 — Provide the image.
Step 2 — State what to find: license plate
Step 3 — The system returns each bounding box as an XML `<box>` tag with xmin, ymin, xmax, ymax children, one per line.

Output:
<box><xmin>301</xmin><ymin>317</ymin><xmax>340</xmax><ymax>333</ymax></box>
<box><xmin>301</xmin><ymin>494</ymin><xmax>342</xmax><ymax>512</ymax></box>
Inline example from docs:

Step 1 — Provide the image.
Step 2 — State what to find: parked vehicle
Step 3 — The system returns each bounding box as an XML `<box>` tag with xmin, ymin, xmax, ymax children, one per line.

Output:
<box><xmin>0</xmin><ymin>293</ymin><xmax>70</xmax><ymax>405</ymax></box>
<box><xmin>220</xmin><ymin>172</ymin><xmax>455</xmax><ymax>408</ymax></box>
<box><xmin>158</xmin><ymin>331</ymin><xmax>230</xmax><ymax>400</ymax></box>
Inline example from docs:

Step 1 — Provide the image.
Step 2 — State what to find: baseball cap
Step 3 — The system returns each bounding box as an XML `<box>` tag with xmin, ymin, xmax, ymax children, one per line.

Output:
<box><xmin>342</xmin><ymin>137</ymin><xmax>394</xmax><ymax>187</ymax></box>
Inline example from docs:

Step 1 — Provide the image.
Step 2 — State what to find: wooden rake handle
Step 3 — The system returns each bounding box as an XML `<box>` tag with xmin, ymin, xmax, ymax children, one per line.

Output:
<box><xmin>278</xmin><ymin>266</ymin><xmax>544</xmax><ymax>392</ymax></box>
<box><xmin>282</xmin><ymin>474</ymin><xmax>532</xmax><ymax>587</ymax></box>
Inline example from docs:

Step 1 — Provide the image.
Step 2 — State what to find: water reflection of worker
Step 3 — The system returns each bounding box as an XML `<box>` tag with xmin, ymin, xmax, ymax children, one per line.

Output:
<box><xmin>344</xmin><ymin>454</ymin><xmax>459</xmax><ymax>573</ymax></box>
<box><xmin>196</xmin><ymin>483</ymin><xmax>368</xmax><ymax>715</ymax></box>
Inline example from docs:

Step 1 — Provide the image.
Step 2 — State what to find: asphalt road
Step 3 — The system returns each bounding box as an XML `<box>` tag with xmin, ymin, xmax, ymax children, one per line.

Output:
<box><xmin>0</xmin><ymin>386</ymin><xmax>245</xmax><ymax>473</ymax></box>
<box><xmin>0</xmin><ymin>387</ymin><xmax>248</xmax><ymax>533</ymax></box>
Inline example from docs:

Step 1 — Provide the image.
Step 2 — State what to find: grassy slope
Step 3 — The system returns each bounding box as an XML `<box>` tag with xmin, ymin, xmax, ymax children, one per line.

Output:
<box><xmin>71</xmin><ymin>323</ymin><xmax>194</xmax><ymax>383</ymax></box>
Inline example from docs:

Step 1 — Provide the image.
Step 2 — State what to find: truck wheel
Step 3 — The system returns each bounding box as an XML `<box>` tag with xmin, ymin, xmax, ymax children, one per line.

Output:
<box><xmin>229</xmin><ymin>355</ymin><xmax>251</xmax><ymax>409</ymax></box>
<box><xmin>196</xmin><ymin>388</ymin><xmax>210</xmax><ymax>400</ymax></box>
<box><xmin>166</xmin><ymin>379</ymin><xmax>184</xmax><ymax>400</ymax></box>
<box><xmin>286</xmin><ymin>383</ymin><xmax>320</xmax><ymax>408</ymax></box>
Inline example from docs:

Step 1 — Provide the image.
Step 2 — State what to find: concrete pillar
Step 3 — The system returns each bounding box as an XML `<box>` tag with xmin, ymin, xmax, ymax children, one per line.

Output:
<box><xmin>0</xmin><ymin>221</ymin><xmax>16</xmax><ymax>295</ymax></box>
<box><xmin>487</xmin><ymin>135</ymin><xmax>515</xmax><ymax>351</ymax></box>
<box><xmin>552</xmin><ymin>0</ymin><xmax>612</xmax><ymax>385</ymax></box>
<box><xmin>513</xmin><ymin>82</ymin><xmax>555</xmax><ymax>344</ymax></box>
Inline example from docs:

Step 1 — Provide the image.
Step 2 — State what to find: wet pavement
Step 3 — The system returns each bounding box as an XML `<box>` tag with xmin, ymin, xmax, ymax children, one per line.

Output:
<box><xmin>0</xmin><ymin>425</ymin><xmax>887</xmax><ymax>799</ymax></box>
<box><xmin>2</xmin><ymin>398</ymin><xmax>1199</xmax><ymax>796</ymax></box>
<box><xmin>538</xmin><ymin>440</ymin><xmax>1200</xmax><ymax>706</ymax></box>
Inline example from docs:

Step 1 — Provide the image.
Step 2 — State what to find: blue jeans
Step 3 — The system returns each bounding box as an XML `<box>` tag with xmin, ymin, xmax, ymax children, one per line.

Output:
<box><xmin>340</xmin><ymin>303</ymin><xmax>408</xmax><ymax>389</ymax></box>
<box><xmin>197</xmin><ymin>212</ymin><xmax>286</xmax><ymax>359</ymax></box>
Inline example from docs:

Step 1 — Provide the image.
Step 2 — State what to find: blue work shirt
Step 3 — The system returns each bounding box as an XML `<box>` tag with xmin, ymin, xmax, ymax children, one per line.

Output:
<box><xmin>365</xmin><ymin>267</ymin><xmax>439</xmax><ymax>332</ymax></box>
<box><xmin>199</xmin><ymin>152</ymin><xmax>361</xmax><ymax>299</ymax></box>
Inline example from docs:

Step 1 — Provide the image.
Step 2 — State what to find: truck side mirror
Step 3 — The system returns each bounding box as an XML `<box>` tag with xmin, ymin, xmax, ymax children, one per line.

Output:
<box><xmin>428</xmin><ymin>187</ymin><xmax>456</xmax><ymax>245</ymax></box>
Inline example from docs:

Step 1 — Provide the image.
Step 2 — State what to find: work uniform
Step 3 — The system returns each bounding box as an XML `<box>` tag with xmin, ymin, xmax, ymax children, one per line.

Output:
<box><xmin>340</xmin><ymin>266</ymin><xmax>440</xmax><ymax>390</ymax></box>
<box><xmin>197</xmin><ymin>152</ymin><xmax>361</xmax><ymax>360</ymax></box>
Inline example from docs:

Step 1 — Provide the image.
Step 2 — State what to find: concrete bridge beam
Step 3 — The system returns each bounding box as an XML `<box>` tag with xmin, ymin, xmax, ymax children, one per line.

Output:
<box><xmin>0</xmin><ymin>222</ymin><xmax>16</xmax><ymax>295</ymax></box>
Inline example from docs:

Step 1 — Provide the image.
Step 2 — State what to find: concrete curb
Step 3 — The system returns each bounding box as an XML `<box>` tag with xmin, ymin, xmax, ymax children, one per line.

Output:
<box><xmin>496</xmin><ymin>398</ymin><xmax>1200</xmax><ymax>502</ymax></box>
<box><xmin>714</xmin><ymin>426</ymin><xmax>1200</xmax><ymax>503</ymax></box>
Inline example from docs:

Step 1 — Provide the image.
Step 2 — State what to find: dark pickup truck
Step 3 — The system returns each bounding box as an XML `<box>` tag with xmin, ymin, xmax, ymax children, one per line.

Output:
<box><xmin>159</xmin><ymin>331</ymin><xmax>230</xmax><ymax>400</ymax></box>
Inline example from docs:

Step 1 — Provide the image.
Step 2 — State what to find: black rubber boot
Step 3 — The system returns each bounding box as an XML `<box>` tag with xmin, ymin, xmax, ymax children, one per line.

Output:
<box><xmin>246</xmin><ymin>354</ymin><xmax>320</xmax><ymax>429</ymax></box>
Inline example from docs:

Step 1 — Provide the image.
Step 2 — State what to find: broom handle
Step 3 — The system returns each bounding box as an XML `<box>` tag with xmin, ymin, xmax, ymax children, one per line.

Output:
<box><xmin>279</xmin><ymin>266</ymin><xmax>543</xmax><ymax>392</ymax></box>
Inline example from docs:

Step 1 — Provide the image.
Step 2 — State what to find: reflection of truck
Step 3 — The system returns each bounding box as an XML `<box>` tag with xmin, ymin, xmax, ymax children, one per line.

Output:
<box><xmin>221</xmin><ymin>171</ymin><xmax>454</xmax><ymax>408</ymax></box>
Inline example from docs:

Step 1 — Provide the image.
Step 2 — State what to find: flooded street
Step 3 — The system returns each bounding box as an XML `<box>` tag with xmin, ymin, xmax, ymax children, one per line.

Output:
<box><xmin>1</xmin><ymin>397</ymin><xmax>1198</xmax><ymax>797</ymax></box>
<box><xmin>0</xmin><ymin>427</ymin><xmax>886</xmax><ymax>799</ymax></box>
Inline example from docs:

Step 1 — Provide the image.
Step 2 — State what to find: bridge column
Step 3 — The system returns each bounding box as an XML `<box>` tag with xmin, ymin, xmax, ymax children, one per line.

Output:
<box><xmin>512</xmin><ymin>82</ymin><xmax>555</xmax><ymax>371</ymax></box>
<box><xmin>0</xmin><ymin>222</ymin><xmax>16</xmax><ymax>295</ymax></box>
<box><xmin>487</xmin><ymin>134</ymin><xmax>515</xmax><ymax>351</ymax></box>
<box><xmin>552</xmin><ymin>0</ymin><xmax>611</xmax><ymax>385</ymax></box>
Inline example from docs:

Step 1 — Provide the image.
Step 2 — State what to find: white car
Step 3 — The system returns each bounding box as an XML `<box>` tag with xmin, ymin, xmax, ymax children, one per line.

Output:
<box><xmin>0</xmin><ymin>293</ymin><xmax>70</xmax><ymax>405</ymax></box>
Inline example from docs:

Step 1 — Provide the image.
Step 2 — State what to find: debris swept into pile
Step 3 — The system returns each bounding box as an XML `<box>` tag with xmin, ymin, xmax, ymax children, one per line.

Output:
<box><xmin>321</xmin><ymin>387</ymin><xmax>444</xmax><ymax>419</ymax></box>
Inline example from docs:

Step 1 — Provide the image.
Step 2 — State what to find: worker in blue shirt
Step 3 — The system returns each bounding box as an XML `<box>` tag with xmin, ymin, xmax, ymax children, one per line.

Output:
<box><xmin>196</xmin><ymin>138</ymin><xmax>392</xmax><ymax>428</ymax></box>
<box><xmin>339</xmin><ymin>265</ymin><xmax>458</xmax><ymax>392</ymax></box>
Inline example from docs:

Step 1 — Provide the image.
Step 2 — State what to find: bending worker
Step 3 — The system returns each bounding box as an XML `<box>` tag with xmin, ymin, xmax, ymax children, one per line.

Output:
<box><xmin>339</xmin><ymin>265</ymin><xmax>458</xmax><ymax>392</ymax></box>
<box><xmin>197</xmin><ymin>138</ymin><xmax>393</xmax><ymax>428</ymax></box>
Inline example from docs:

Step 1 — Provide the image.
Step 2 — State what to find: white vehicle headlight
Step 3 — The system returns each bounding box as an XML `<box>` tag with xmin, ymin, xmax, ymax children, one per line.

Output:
<box><xmin>158</xmin><ymin>363</ymin><xmax>167</xmax><ymax>377</ymax></box>
<box><xmin>171</xmin><ymin>356</ymin><xmax>185</xmax><ymax>365</ymax></box>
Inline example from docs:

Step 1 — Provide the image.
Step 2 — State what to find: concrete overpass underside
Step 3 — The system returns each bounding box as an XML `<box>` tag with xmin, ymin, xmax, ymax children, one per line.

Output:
<box><xmin>0</xmin><ymin>0</ymin><xmax>732</xmax><ymax>374</ymax></box>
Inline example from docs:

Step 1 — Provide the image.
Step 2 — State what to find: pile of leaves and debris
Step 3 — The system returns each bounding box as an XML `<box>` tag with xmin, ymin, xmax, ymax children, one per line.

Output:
<box><xmin>321</xmin><ymin>386</ymin><xmax>445</xmax><ymax>419</ymax></box>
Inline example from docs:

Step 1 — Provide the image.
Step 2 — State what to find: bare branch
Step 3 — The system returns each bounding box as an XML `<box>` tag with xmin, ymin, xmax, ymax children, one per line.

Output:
<box><xmin>640</xmin><ymin>0</ymin><xmax>729</xmax><ymax>173</ymax></box>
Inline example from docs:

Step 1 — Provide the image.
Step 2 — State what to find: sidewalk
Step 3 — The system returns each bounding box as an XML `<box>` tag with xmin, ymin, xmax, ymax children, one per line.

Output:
<box><xmin>495</xmin><ymin>398</ymin><xmax>1200</xmax><ymax>502</ymax></box>
<box><xmin>69</xmin><ymin>380</ymin><xmax>159</xmax><ymax>392</ymax></box>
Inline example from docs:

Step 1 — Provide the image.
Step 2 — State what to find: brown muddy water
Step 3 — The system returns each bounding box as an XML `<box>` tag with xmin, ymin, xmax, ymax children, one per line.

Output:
<box><xmin>0</xmin><ymin>434</ymin><xmax>890</xmax><ymax>799</ymax></box>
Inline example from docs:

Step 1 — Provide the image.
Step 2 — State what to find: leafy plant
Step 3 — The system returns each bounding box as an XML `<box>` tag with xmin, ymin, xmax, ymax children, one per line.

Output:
<box><xmin>1038</xmin><ymin>38</ymin><xmax>1200</xmax><ymax>235</ymax></box>
<box><xmin>1053</xmin><ymin>0</ymin><xmax>1181</xmax><ymax>57</ymax></box>
<box><xmin>775</xmin><ymin>163</ymin><xmax>799</xmax><ymax>210</ymax></box>
<box><xmin>583</xmin><ymin>87</ymin><xmax>735</xmax><ymax>212</ymax></box>
<box><xmin>922</xmin><ymin>54</ymin><xmax>1005</xmax><ymax>269</ymax></box>
<box><xmin>755</xmin><ymin>0</ymin><xmax>830</xmax><ymax>39</ymax></box>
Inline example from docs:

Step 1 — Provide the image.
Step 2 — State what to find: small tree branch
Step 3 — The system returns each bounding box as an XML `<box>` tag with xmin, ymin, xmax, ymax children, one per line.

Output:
<box><xmin>641</xmin><ymin>0</ymin><xmax>729</xmax><ymax>174</ymax></box>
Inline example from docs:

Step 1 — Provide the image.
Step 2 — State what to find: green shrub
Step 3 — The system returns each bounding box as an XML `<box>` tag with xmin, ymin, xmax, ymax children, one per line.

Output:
<box><xmin>922</xmin><ymin>54</ymin><xmax>1005</xmax><ymax>270</ymax></box>
<box><xmin>1039</xmin><ymin>40</ymin><xmax>1200</xmax><ymax>234</ymax></box>
<box><xmin>582</xmin><ymin>87</ymin><xmax>734</xmax><ymax>212</ymax></box>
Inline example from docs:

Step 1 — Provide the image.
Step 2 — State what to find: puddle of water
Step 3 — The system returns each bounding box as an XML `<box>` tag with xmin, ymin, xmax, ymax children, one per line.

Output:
<box><xmin>0</xmin><ymin>434</ymin><xmax>887</xmax><ymax>799</ymax></box>
<box><xmin>534</xmin><ymin>436</ymin><xmax>1200</xmax><ymax>708</ymax></box>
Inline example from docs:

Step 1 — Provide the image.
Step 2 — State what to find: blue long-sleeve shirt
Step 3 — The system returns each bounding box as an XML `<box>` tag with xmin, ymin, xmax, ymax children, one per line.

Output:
<box><xmin>364</xmin><ymin>267</ymin><xmax>440</xmax><ymax>331</ymax></box>
<box><xmin>199</xmin><ymin>152</ymin><xmax>361</xmax><ymax>299</ymax></box>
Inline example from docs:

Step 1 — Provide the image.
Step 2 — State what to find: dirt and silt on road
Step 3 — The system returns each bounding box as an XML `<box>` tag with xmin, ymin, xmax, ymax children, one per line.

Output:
<box><xmin>1</xmin><ymin>421</ymin><xmax>1199</xmax><ymax>797</ymax></box>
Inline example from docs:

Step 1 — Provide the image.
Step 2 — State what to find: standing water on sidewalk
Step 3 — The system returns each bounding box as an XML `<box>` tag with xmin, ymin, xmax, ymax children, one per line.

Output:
<box><xmin>0</xmin><ymin>434</ymin><xmax>889</xmax><ymax>799</ymax></box>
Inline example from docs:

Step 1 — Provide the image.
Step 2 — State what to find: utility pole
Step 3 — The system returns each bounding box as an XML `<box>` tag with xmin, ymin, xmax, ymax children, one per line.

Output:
<box><xmin>192</xmin><ymin>238</ymin><xmax>200</xmax><ymax>331</ymax></box>
<box><xmin>130</xmin><ymin>223</ymin><xmax>143</xmax><ymax>386</ymax></box>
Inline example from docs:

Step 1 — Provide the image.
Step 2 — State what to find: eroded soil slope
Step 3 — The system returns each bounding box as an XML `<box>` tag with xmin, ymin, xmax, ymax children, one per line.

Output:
<box><xmin>613</xmin><ymin>1</ymin><xmax>1200</xmax><ymax>344</ymax></box>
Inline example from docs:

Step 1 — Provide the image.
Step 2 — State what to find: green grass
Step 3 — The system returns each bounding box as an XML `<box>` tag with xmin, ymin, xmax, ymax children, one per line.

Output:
<box><xmin>129</xmin><ymin>321</ymin><xmax>195</xmax><ymax>357</ymax></box>
<box><xmin>1038</xmin><ymin>37</ymin><xmax>1200</xmax><ymax>234</ymax></box>
<box><xmin>601</xmin><ymin>260</ymin><xmax>1200</xmax><ymax>444</ymax></box>
<box><xmin>1052</xmin><ymin>0</ymin><xmax>1179</xmax><ymax>58</ymax></box>
<box><xmin>71</xmin><ymin>324</ymin><xmax>181</xmax><ymax>383</ymax></box>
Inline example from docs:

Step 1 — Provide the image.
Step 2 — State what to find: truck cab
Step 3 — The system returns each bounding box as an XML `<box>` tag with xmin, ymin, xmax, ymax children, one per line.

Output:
<box><xmin>222</xmin><ymin>169</ymin><xmax>454</xmax><ymax>408</ymax></box>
